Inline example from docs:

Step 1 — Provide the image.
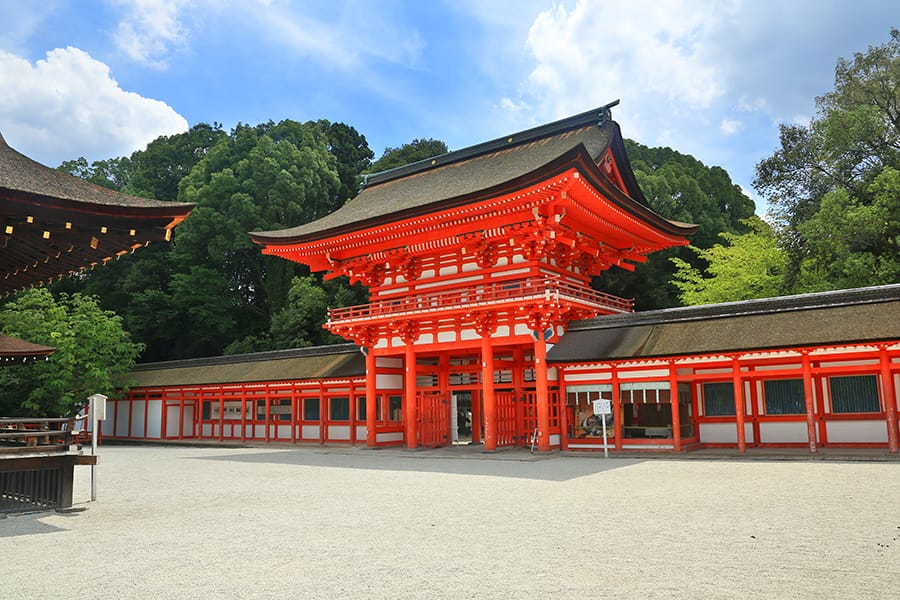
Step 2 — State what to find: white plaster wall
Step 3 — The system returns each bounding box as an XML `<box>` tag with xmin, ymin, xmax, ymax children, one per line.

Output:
<box><xmin>101</xmin><ymin>403</ymin><xmax>115</xmax><ymax>435</ymax></box>
<box><xmin>826</xmin><ymin>420</ymin><xmax>888</xmax><ymax>443</ymax></box>
<box><xmin>375</xmin><ymin>373</ymin><xmax>403</xmax><ymax>389</ymax></box>
<box><xmin>165</xmin><ymin>406</ymin><xmax>181</xmax><ymax>437</ymax></box>
<box><xmin>277</xmin><ymin>425</ymin><xmax>291</xmax><ymax>439</ymax></box>
<box><xmin>759</xmin><ymin>421</ymin><xmax>810</xmax><ymax>443</ymax></box>
<box><xmin>182</xmin><ymin>405</ymin><xmax>194</xmax><ymax>437</ymax></box>
<box><xmin>699</xmin><ymin>422</ymin><xmax>755</xmax><ymax>444</ymax></box>
<box><xmin>329</xmin><ymin>425</ymin><xmax>351</xmax><ymax>440</ymax></box>
<box><xmin>146</xmin><ymin>400</ymin><xmax>162</xmax><ymax>438</ymax></box>
<box><xmin>115</xmin><ymin>401</ymin><xmax>130</xmax><ymax>436</ymax></box>
<box><xmin>201</xmin><ymin>423</ymin><xmax>212</xmax><ymax>437</ymax></box>
<box><xmin>356</xmin><ymin>425</ymin><xmax>367</xmax><ymax>440</ymax></box>
<box><xmin>253</xmin><ymin>424</ymin><xmax>266</xmax><ymax>438</ymax></box>
<box><xmin>377</xmin><ymin>431</ymin><xmax>404</xmax><ymax>443</ymax></box>
<box><xmin>302</xmin><ymin>424</ymin><xmax>320</xmax><ymax>439</ymax></box>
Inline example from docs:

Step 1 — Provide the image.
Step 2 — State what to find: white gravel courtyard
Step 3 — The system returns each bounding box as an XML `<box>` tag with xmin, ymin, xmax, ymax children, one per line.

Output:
<box><xmin>2</xmin><ymin>444</ymin><xmax>899</xmax><ymax>599</ymax></box>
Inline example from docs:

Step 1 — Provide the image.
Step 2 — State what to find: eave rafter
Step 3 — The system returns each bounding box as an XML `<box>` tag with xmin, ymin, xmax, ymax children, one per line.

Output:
<box><xmin>0</xmin><ymin>206</ymin><xmax>177</xmax><ymax>296</ymax></box>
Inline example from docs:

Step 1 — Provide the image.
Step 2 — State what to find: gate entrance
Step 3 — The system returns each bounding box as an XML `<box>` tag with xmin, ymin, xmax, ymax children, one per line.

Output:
<box><xmin>416</xmin><ymin>392</ymin><xmax>450</xmax><ymax>448</ymax></box>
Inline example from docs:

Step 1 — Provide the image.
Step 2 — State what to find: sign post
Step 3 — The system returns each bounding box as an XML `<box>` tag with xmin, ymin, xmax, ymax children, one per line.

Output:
<box><xmin>87</xmin><ymin>393</ymin><xmax>107</xmax><ymax>501</ymax></box>
<box><xmin>593</xmin><ymin>398</ymin><xmax>612</xmax><ymax>458</ymax></box>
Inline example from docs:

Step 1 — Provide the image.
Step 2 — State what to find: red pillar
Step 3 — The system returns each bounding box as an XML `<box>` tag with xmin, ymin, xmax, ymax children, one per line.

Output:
<box><xmin>612</xmin><ymin>364</ymin><xmax>623</xmax><ymax>451</ymax></box>
<box><xmin>405</xmin><ymin>342</ymin><xmax>417</xmax><ymax>449</ymax></box>
<box><xmin>534</xmin><ymin>333</ymin><xmax>551</xmax><ymax>452</ymax></box>
<box><xmin>669</xmin><ymin>361</ymin><xmax>682</xmax><ymax>452</ymax></box>
<box><xmin>880</xmin><ymin>345</ymin><xmax>899</xmax><ymax>453</ymax></box>
<box><xmin>558</xmin><ymin>367</ymin><xmax>569</xmax><ymax>451</ymax></box>
<box><xmin>732</xmin><ymin>355</ymin><xmax>746</xmax><ymax>453</ymax></box>
<box><xmin>366</xmin><ymin>349</ymin><xmax>377</xmax><ymax>447</ymax></box>
<box><xmin>801</xmin><ymin>351</ymin><xmax>817</xmax><ymax>453</ymax></box>
<box><xmin>481</xmin><ymin>332</ymin><xmax>497</xmax><ymax>451</ymax></box>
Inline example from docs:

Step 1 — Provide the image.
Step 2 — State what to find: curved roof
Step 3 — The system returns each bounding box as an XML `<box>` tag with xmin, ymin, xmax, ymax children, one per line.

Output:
<box><xmin>251</xmin><ymin>105</ymin><xmax>696</xmax><ymax>246</ymax></box>
<box><xmin>0</xmin><ymin>131</ymin><xmax>194</xmax><ymax>295</ymax></box>
<box><xmin>0</xmin><ymin>334</ymin><xmax>55</xmax><ymax>363</ymax></box>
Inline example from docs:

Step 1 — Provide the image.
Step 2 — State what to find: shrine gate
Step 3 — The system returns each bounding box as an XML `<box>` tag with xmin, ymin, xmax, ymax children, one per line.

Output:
<box><xmin>250</xmin><ymin>102</ymin><xmax>696</xmax><ymax>451</ymax></box>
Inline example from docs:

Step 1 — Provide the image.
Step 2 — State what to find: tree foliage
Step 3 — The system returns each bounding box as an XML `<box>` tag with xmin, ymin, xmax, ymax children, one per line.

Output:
<box><xmin>0</xmin><ymin>289</ymin><xmax>143</xmax><ymax>416</ymax></box>
<box><xmin>672</xmin><ymin>217</ymin><xmax>787</xmax><ymax>305</ymax></box>
<box><xmin>597</xmin><ymin>141</ymin><xmax>756</xmax><ymax>309</ymax></box>
<box><xmin>754</xmin><ymin>28</ymin><xmax>900</xmax><ymax>290</ymax></box>
<box><xmin>368</xmin><ymin>138</ymin><xmax>449</xmax><ymax>173</ymax></box>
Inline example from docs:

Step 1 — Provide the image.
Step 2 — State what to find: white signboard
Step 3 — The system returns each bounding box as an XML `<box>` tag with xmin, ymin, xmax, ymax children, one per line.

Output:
<box><xmin>592</xmin><ymin>399</ymin><xmax>612</xmax><ymax>416</ymax></box>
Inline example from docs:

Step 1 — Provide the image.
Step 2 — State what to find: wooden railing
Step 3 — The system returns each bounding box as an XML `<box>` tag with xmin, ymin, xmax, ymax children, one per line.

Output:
<box><xmin>1</xmin><ymin>416</ymin><xmax>94</xmax><ymax>513</ymax></box>
<box><xmin>328</xmin><ymin>278</ymin><xmax>633</xmax><ymax>324</ymax></box>
<box><xmin>0</xmin><ymin>416</ymin><xmax>85</xmax><ymax>449</ymax></box>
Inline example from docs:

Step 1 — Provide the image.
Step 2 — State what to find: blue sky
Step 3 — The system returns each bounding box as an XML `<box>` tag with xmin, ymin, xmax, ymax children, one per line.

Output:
<box><xmin>0</xmin><ymin>1</ymin><xmax>897</xmax><ymax>214</ymax></box>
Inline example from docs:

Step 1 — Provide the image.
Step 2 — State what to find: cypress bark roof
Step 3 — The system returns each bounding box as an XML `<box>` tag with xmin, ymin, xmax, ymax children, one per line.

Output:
<box><xmin>251</xmin><ymin>105</ymin><xmax>696</xmax><ymax>245</ymax></box>
<box><xmin>0</xmin><ymin>334</ymin><xmax>55</xmax><ymax>363</ymax></box>
<box><xmin>0</xmin><ymin>131</ymin><xmax>194</xmax><ymax>295</ymax></box>
<box><xmin>127</xmin><ymin>344</ymin><xmax>364</xmax><ymax>388</ymax></box>
<box><xmin>547</xmin><ymin>284</ymin><xmax>900</xmax><ymax>363</ymax></box>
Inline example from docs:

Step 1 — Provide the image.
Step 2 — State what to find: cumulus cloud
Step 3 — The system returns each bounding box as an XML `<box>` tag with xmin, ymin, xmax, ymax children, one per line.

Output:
<box><xmin>112</xmin><ymin>0</ymin><xmax>187</xmax><ymax>69</ymax></box>
<box><xmin>0</xmin><ymin>47</ymin><xmax>188</xmax><ymax>166</ymax></box>
<box><xmin>518</xmin><ymin>0</ymin><xmax>731</xmax><ymax>136</ymax></box>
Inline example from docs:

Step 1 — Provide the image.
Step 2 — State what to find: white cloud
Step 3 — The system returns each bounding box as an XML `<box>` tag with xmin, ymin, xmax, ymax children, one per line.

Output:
<box><xmin>112</xmin><ymin>0</ymin><xmax>187</xmax><ymax>69</ymax></box>
<box><xmin>720</xmin><ymin>118</ymin><xmax>742</xmax><ymax>135</ymax></box>
<box><xmin>0</xmin><ymin>47</ymin><xmax>188</xmax><ymax>166</ymax></box>
<box><xmin>516</xmin><ymin>0</ymin><xmax>732</xmax><ymax>136</ymax></box>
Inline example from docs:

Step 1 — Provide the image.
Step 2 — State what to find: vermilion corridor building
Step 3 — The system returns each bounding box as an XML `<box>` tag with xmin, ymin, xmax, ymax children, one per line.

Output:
<box><xmin>107</xmin><ymin>106</ymin><xmax>900</xmax><ymax>454</ymax></box>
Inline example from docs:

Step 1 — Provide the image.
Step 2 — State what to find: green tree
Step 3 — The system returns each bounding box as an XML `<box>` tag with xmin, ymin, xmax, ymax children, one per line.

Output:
<box><xmin>754</xmin><ymin>28</ymin><xmax>900</xmax><ymax>290</ymax></box>
<box><xmin>368</xmin><ymin>138</ymin><xmax>449</xmax><ymax>173</ymax></box>
<box><xmin>57</xmin><ymin>156</ymin><xmax>134</xmax><ymax>190</ymax></box>
<box><xmin>0</xmin><ymin>289</ymin><xmax>143</xmax><ymax>416</ymax></box>
<box><xmin>671</xmin><ymin>217</ymin><xmax>787</xmax><ymax>305</ymax></box>
<box><xmin>598</xmin><ymin>141</ymin><xmax>756</xmax><ymax>309</ymax></box>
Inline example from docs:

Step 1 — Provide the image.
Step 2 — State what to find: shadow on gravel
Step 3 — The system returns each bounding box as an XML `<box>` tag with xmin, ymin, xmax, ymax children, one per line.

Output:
<box><xmin>192</xmin><ymin>447</ymin><xmax>646</xmax><ymax>481</ymax></box>
<box><xmin>0</xmin><ymin>513</ymin><xmax>68</xmax><ymax>537</ymax></box>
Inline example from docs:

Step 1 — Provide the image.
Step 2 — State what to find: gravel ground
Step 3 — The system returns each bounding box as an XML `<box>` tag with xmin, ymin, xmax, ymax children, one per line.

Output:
<box><xmin>2</xmin><ymin>444</ymin><xmax>899</xmax><ymax>599</ymax></box>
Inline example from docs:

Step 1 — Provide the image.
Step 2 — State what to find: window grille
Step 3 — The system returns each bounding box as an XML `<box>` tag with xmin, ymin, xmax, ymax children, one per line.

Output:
<box><xmin>764</xmin><ymin>379</ymin><xmax>805</xmax><ymax>415</ymax></box>
<box><xmin>703</xmin><ymin>382</ymin><xmax>735</xmax><ymax>416</ymax></box>
<box><xmin>830</xmin><ymin>375</ymin><xmax>880</xmax><ymax>414</ymax></box>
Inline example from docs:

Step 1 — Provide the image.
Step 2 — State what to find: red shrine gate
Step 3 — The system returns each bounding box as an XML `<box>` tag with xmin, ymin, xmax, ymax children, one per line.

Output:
<box><xmin>251</xmin><ymin>104</ymin><xmax>697</xmax><ymax>451</ymax></box>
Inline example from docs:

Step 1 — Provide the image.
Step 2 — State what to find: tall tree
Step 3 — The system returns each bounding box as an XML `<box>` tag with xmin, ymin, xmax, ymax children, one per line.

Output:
<box><xmin>597</xmin><ymin>141</ymin><xmax>756</xmax><ymax>309</ymax></box>
<box><xmin>754</xmin><ymin>28</ymin><xmax>900</xmax><ymax>290</ymax></box>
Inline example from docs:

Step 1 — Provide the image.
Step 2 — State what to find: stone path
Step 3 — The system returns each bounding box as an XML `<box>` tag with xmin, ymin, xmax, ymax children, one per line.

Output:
<box><xmin>2</xmin><ymin>444</ymin><xmax>898</xmax><ymax>599</ymax></box>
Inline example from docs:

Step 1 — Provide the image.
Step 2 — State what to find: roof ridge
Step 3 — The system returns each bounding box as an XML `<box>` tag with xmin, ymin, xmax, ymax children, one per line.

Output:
<box><xmin>133</xmin><ymin>343</ymin><xmax>360</xmax><ymax>371</ymax></box>
<box><xmin>363</xmin><ymin>101</ymin><xmax>620</xmax><ymax>188</ymax></box>
<box><xmin>569</xmin><ymin>284</ymin><xmax>900</xmax><ymax>331</ymax></box>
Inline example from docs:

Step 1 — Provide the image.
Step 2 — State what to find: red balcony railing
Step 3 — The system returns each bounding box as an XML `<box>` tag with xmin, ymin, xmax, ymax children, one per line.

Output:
<box><xmin>327</xmin><ymin>278</ymin><xmax>633</xmax><ymax>325</ymax></box>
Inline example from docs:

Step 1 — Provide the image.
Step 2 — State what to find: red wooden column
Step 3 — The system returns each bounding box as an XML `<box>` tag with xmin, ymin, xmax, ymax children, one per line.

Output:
<box><xmin>558</xmin><ymin>367</ymin><xmax>569</xmax><ymax>451</ymax></box>
<box><xmin>365</xmin><ymin>348</ymin><xmax>377</xmax><ymax>447</ymax></box>
<box><xmin>731</xmin><ymin>355</ymin><xmax>747</xmax><ymax>453</ymax></box>
<box><xmin>880</xmin><ymin>345</ymin><xmax>899</xmax><ymax>453</ymax></box>
<box><xmin>534</xmin><ymin>331</ymin><xmax>551</xmax><ymax>452</ymax></box>
<box><xmin>404</xmin><ymin>343</ymin><xmax>417</xmax><ymax>449</ymax></box>
<box><xmin>612</xmin><ymin>364</ymin><xmax>623</xmax><ymax>451</ymax></box>
<box><xmin>801</xmin><ymin>350</ymin><xmax>818</xmax><ymax>453</ymax></box>
<box><xmin>481</xmin><ymin>328</ymin><xmax>497</xmax><ymax>451</ymax></box>
<box><xmin>668</xmin><ymin>361</ymin><xmax>682</xmax><ymax>452</ymax></box>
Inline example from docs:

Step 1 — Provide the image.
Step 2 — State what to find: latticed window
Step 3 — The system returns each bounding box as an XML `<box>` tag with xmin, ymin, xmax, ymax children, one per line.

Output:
<box><xmin>830</xmin><ymin>375</ymin><xmax>880</xmax><ymax>414</ymax></box>
<box><xmin>764</xmin><ymin>379</ymin><xmax>805</xmax><ymax>415</ymax></box>
<box><xmin>303</xmin><ymin>397</ymin><xmax>320</xmax><ymax>421</ymax></box>
<box><xmin>703</xmin><ymin>382</ymin><xmax>736</xmax><ymax>416</ymax></box>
